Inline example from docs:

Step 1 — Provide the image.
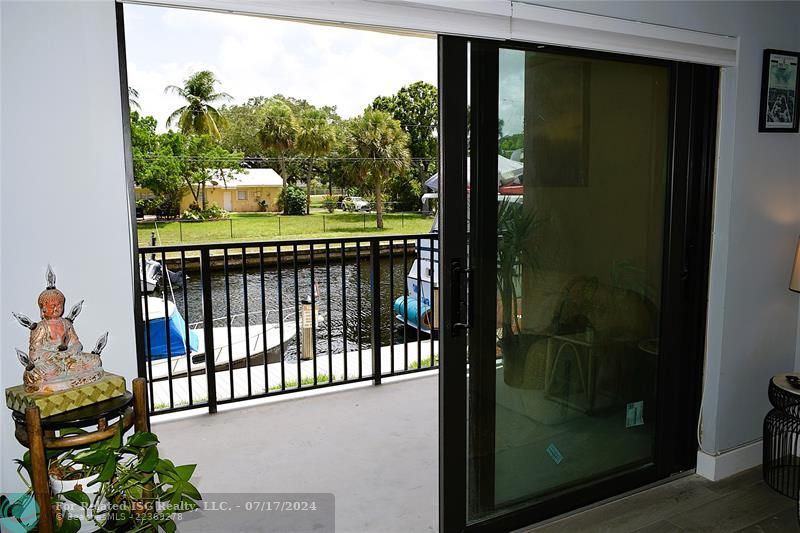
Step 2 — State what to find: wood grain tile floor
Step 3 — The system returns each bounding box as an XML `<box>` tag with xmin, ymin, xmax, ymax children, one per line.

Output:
<box><xmin>525</xmin><ymin>468</ymin><xmax>797</xmax><ymax>533</ymax></box>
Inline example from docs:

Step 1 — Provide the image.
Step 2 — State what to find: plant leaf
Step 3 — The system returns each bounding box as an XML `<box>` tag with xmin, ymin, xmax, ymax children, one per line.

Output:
<box><xmin>61</xmin><ymin>490</ymin><xmax>90</xmax><ymax>508</ymax></box>
<box><xmin>128</xmin><ymin>432</ymin><xmax>160</xmax><ymax>448</ymax></box>
<box><xmin>139</xmin><ymin>446</ymin><xmax>159</xmax><ymax>472</ymax></box>
<box><xmin>89</xmin><ymin>455</ymin><xmax>117</xmax><ymax>485</ymax></box>
<box><xmin>73</xmin><ymin>450</ymin><xmax>110</xmax><ymax>465</ymax></box>
<box><xmin>175</xmin><ymin>464</ymin><xmax>196</xmax><ymax>482</ymax></box>
<box><xmin>160</xmin><ymin>519</ymin><xmax>177</xmax><ymax>533</ymax></box>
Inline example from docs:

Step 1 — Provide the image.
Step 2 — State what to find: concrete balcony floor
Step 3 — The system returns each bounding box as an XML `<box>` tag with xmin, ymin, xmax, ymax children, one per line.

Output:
<box><xmin>153</xmin><ymin>373</ymin><xmax>439</xmax><ymax>533</ymax></box>
<box><xmin>153</xmin><ymin>373</ymin><xmax>791</xmax><ymax>533</ymax></box>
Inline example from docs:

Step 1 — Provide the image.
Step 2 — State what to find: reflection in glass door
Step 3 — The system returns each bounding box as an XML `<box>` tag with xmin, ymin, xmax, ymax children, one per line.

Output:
<box><xmin>482</xmin><ymin>47</ymin><xmax>670</xmax><ymax>514</ymax></box>
<box><xmin>438</xmin><ymin>36</ymin><xmax>718</xmax><ymax>531</ymax></box>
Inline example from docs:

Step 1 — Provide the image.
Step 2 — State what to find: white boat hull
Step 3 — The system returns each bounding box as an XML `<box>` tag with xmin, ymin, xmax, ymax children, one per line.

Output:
<box><xmin>147</xmin><ymin>322</ymin><xmax>297</xmax><ymax>380</ymax></box>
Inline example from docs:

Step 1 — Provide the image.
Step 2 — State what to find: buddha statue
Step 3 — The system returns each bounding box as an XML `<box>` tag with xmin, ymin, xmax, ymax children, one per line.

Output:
<box><xmin>13</xmin><ymin>266</ymin><xmax>108</xmax><ymax>394</ymax></box>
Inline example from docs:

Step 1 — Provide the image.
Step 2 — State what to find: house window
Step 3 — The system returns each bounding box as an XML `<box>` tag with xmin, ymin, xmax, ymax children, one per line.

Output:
<box><xmin>237</xmin><ymin>191</ymin><xmax>248</xmax><ymax>200</ymax></box>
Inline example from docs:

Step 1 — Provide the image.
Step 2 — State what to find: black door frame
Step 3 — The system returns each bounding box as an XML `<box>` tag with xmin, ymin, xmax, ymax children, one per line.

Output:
<box><xmin>439</xmin><ymin>35</ymin><xmax>719</xmax><ymax>532</ymax></box>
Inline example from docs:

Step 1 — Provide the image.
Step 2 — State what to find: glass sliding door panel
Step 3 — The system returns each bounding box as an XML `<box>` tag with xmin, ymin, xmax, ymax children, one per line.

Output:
<box><xmin>470</xmin><ymin>47</ymin><xmax>670</xmax><ymax>519</ymax></box>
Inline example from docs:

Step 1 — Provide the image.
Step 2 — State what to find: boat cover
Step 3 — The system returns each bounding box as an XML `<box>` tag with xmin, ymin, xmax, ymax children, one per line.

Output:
<box><xmin>146</xmin><ymin>305</ymin><xmax>199</xmax><ymax>360</ymax></box>
<box><xmin>393</xmin><ymin>296</ymin><xmax>432</xmax><ymax>330</ymax></box>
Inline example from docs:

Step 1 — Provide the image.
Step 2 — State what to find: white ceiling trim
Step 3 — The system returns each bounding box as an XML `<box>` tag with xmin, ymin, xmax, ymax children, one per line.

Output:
<box><xmin>121</xmin><ymin>0</ymin><xmax>738</xmax><ymax>66</ymax></box>
<box><xmin>511</xmin><ymin>3</ymin><xmax>737</xmax><ymax>66</ymax></box>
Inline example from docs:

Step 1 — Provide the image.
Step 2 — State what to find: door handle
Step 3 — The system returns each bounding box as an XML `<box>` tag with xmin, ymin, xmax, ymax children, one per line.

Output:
<box><xmin>451</xmin><ymin>260</ymin><xmax>472</xmax><ymax>334</ymax></box>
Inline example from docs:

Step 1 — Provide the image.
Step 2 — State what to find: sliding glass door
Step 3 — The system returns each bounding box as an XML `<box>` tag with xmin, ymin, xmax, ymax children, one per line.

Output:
<box><xmin>439</xmin><ymin>37</ymin><xmax>718</xmax><ymax>531</ymax></box>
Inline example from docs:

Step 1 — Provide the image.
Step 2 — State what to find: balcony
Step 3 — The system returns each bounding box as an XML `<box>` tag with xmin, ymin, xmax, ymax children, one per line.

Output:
<box><xmin>153</xmin><ymin>373</ymin><xmax>439</xmax><ymax>533</ymax></box>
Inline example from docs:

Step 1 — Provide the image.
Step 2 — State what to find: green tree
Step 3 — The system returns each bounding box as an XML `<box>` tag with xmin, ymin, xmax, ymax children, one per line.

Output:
<box><xmin>130</xmin><ymin>112</ymin><xmax>184</xmax><ymax>215</ymax></box>
<box><xmin>296</xmin><ymin>108</ymin><xmax>338</xmax><ymax>214</ymax></box>
<box><xmin>160</xmin><ymin>132</ymin><xmax>243</xmax><ymax>209</ymax></box>
<box><xmin>345</xmin><ymin>110</ymin><xmax>411</xmax><ymax>229</ymax></box>
<box><xmin>258</xmin><ymin>100</ymin><xmax>299</xmax><ymax>211</ymax></box>
<box><xmin>165</xmin><ymin>70</ymin><xmax>231</xmax><ymax>139</ymax></box>
<box><xmin>219</xmin><ymin>97</ymin><xmax>270</xmax><ymax>158</ymax></box>
<box><xmin>371</xmin><ymin>81</ymin><xmax>438</xmax><ymax>210</ymax></box>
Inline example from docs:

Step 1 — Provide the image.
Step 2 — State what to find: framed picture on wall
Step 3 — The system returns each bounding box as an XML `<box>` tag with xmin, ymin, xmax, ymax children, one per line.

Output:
<box><xmin>759</xmin><ymin>49</ymin><xmax>799</xmax><ymax>133</ymax></box>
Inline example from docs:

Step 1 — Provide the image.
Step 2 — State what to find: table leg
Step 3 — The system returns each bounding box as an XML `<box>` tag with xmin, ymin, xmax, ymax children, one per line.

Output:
<box><xmin>25</xmin><ymin>406</ymin><xmax>53</xmax><ymax>533</ymax></box>
<box><xmin>133</xmin><ymin>377</ymin><xmax>150</xmax><ymax>433</ymax></box>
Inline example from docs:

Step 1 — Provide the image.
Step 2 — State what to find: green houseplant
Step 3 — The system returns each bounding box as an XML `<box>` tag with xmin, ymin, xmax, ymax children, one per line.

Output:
<box><xmin>11</xmin><ymin>427</ymin><xmax>201</xmax><ymax>533</ymax></box>
<box><xmin>497</xmin><ymin>198</ymin><xmax>540</xmax><ymax>388</ymax></box>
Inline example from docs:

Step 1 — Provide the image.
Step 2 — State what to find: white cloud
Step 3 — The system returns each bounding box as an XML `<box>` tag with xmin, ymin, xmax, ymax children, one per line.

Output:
<box><xmin>123</xmin><ymin>4</ymin><xmax>437</xmax><ymax>131</ymax></box>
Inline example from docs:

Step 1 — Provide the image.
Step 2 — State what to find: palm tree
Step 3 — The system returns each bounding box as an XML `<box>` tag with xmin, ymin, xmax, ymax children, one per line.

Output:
<box><xmin>128</xmin><ymin>87</ymin><xmax>141</xmax><ymax>111</ymax></box>
<box><xmin>297</xmin><ymin>108</ymin><xmax>337</xmax><ymax>214</ymax></box>
<box><xmin>258</xmin><ymin>100</ymin><xmax>299</xmax><ymax>212</ymax></box>
<box><xmin>345</xmin><ymin>110</ymin><xmax>410</xmax><ymax>229</ymax></box>
<box><xmin>165</xmin><ymin>71</ymin><xmax>231</xmax><ymax>139</ymax></box>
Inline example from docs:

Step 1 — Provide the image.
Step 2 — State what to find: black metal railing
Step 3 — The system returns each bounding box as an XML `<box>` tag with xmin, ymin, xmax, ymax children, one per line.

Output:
<box><xmin>137</xmin><ymin>233</ymin><xmax>439</xmax><ymax>415</ymax></box>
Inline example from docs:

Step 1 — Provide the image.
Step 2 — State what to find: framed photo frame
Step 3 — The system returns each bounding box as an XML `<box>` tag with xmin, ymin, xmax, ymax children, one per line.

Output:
<box><xmin>759</xmin><ymin>49</ymin><xmax>799</xmax><ymax>133</ymax></box>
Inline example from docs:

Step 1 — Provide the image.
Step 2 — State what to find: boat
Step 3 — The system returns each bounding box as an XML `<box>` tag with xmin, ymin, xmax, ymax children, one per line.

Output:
<box><xmin>394</xmin><ymin>155</ymin><xmax>524</xmax><ymax>333</ymax></box>
<box><xmin>140</xmin><ymin>259</ymin><xmax>162</xmax><ymax>294</ymax></box>
<box><xmin>140</xmin><ymin>259</ymin><xmax>187</xmax><ymax>294</ymax></box>
<box><xmin>142</xmin><ymin>296</ymin><xmax>297</xmax><ymax>380</ymax></box>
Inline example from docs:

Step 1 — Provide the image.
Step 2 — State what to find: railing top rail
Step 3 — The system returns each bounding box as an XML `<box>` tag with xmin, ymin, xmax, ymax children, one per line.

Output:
<box><xmin>138</xmin><ymin>232</ymin><xmax>439</xmax><ymax>253</ymax></box>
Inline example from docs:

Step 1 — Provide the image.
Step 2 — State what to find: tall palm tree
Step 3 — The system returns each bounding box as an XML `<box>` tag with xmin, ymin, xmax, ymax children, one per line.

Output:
<box><xmin>258</xmin><ymin>100</ymin><xmax>298</xmax><ymax>212</ymax></box>
<box><xmin>165</xmin><ymin>71</ymin><xmax>231</xmax><ymax>139</ymax></box>
<box><xmin>128</xmin><ymin>87</ymin><xmax>141</xmax><ymax>111</ymax></box>
<box><xmin>345</xmin><ymin>110</ymin><xmax>410</xmax><ymax>229</ymax></box>
<box><xmin>297</xmin><ymin>108</ymin><xmax>337</xmax><ymax>214</ymax></box>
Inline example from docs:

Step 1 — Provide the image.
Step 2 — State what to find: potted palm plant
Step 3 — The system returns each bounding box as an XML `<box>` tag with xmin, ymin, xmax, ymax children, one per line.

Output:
<box><xmin>497</xmin><ymin>198</ymin><xmax>540</xmax><ymax>388</ymax></box>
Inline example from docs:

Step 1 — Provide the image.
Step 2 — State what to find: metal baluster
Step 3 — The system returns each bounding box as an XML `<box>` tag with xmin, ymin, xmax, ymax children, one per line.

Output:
<box><xmin>200</xmin><ymin>248</ymin><xmax>218</xmax><ymax>413</ymax></box>
<box><xmin>224</xmin><ymin>248</ymin><xmax>234</xmax><ymax>399</ymax></box>
<box><xmin>260</xmin><ymin>246</ymin><xmax>268</xmax><ymax>394</ymax></box>
<box><xmin>161</xmin><ymin>251</ymin><xmax>174</xmax><ymax>410</ymax></box>
<box><xmin>180</xmin><ymin>250</ymin><xmax>193</xmax><ymax>405</ymax></box>
<box><xmin>310</xmin><ymin>244</ymin><xmax>318</xmax><ymax>386</ymax></box>
<box><xmin>242</xmin><ymin>247</ymin><xmax>252</xmax><ymax>398</ymax></box>
<box><xmin>403</xmin><ymin>238</ymin><xmax>409</xmax><ymax>371</ymax></box>
<box><xmin>357</xmin><ymin>240</ymin><xmax>363</xmax><ymax>378</ymax></box>
<box><xmin>371</xmin><ymin>239</ymin><xmax>382</xmax><ymax>385</ymax></box>
<box><xmin>326</xmin><ymin>242</ymin><xmax>332</xmax><ymax>384</ymax></box>
<box><xmin>293</xmin><ymin>244</ymin><xmax>301</xmax><ymax>388</ymax></box>
<box><xmin>389</xmin><ymin>239</ymin><xmax>395</xmax><ymax>375</ymax></box>
<box><xmin>342</xmin><ymin>242</ymin><xmax>348</xmax><ymax>381</ymax></box>
<box><xmin>277</xmin><ymin>245</ymin><xmax>285</xmax><ymax>391</ymax></box>
<box><xmin>416</xmin><ymin>240</ymin><xmax>422</xmax><ymax>369</ymax></box>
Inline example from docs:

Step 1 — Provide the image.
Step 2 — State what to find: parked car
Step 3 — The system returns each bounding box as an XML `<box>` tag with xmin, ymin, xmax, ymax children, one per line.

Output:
<box><xmin>341</xmin><ymin>196</ymin><xmax>371</xmax><ymax>212</ymax></box>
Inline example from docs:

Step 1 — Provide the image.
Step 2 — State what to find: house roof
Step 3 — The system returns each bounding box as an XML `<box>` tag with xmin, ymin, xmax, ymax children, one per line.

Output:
<box><xmin>208</xmin><ymin>168</ymin><xmax>283</xmax><ymax>188</ymax></box>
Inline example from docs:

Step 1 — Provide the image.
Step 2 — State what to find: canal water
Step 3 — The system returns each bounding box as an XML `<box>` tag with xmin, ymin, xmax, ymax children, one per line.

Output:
<box><xmin>159</xmin><ymin>256</ymin><xmax>429</xmax><ymax>361</ymax></box>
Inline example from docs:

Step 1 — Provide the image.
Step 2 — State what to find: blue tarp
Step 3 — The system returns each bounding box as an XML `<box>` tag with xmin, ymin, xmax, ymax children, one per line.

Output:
<box><xmin>145</xmin><ymin>305</ymin><xmax>199</xmax><ymax>360</ymax></box>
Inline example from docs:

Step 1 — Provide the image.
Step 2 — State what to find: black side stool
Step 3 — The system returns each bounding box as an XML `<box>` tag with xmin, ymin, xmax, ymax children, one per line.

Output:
<box><xmin>763</xmin><ymin>373</ymin><xmax>800</xmax><ymax>498</ymax></box>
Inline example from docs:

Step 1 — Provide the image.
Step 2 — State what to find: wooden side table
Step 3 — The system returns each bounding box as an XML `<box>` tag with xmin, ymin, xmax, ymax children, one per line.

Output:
<box><xmin>763</xmin><ymin>373</ymin><xmax>800</xmax><ymax>499</ymax></box>
<box><xmin>10</xmin><ymin>377</ymin><xmax>149</xmax><ymax>533</ymax></box>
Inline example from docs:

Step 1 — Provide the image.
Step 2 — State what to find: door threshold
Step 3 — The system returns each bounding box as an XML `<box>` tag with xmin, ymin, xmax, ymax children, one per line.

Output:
<box><xmin>517</xmin><ymin>470</ymin><xmax>696</xmax><ymax>532</ymax></box>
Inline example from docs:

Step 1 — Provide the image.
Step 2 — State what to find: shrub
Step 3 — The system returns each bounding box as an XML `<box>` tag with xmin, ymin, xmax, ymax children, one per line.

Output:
<box><xmin>181</xmin><ymin>203</ymin><xmax>229</xmax><ymax>221</ymax></box>
<box><xmin>321</xmin><ymin>195</ymin><xmax>337</xmax><ymax>213</ymax></box>
<box><xmin>279</xmin><ymin>186</ymin><xmax>308</xmax><ymax>215</ymax></box>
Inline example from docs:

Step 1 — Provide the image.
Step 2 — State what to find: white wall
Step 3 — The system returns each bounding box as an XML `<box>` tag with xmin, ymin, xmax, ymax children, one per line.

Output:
<box><xmin>531</xmin><ymin>1</ymin><xmax>800</xmax><ymax>457</ymax></box>
<box><xmin>0</xmin><ymin>0</ymin><xmax>138</xmax><ymax>491</ymax></box>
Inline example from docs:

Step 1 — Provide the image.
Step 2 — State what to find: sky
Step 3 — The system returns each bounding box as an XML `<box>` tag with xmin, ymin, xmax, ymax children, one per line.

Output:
<box><xmin>123</xmin><ymin>4</ymin><xmax>439</xmax><ymax>132</ymax></box>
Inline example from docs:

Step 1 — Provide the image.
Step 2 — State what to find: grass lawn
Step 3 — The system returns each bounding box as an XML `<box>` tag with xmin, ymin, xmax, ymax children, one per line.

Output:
<box><xmin>138</xmin><ymin>211</ymin><xmax>434</xmax><ymax>246</ymax></box>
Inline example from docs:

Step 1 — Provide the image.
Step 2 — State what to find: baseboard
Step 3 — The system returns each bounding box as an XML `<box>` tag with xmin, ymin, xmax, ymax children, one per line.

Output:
<box><xmin>696</xmin><ymin>440</ymin><xmax>762</xmax><ymax>481</ymax></box>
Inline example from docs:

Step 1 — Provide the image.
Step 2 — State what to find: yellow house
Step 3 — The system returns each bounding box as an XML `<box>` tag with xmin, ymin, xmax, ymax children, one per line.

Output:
<box><xmin>136</xmin><ymin>168</ymin><xmax>284</xmax><ymax>213</ymax></box>
<box><xmin>187</xmin><ymin>168</ymin><xmax>284</xmax><ymax>213</ymax></box>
